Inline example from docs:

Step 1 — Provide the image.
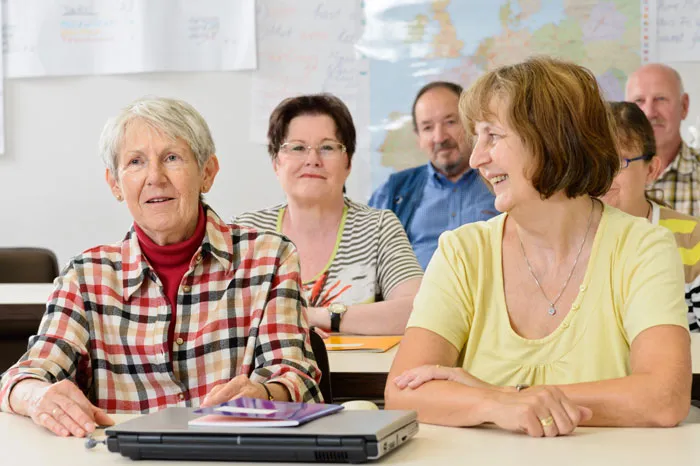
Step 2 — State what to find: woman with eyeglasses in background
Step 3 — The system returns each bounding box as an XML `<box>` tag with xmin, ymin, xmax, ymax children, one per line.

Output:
<box><xmin>601</xmin><ymin>101</ymin><xmax>700</xmax><ymax>332</ymax></box>
<box><xmin>234</xmin><ymin>94</ymin><xmax>423</xmax><ymax>335</ymax></box>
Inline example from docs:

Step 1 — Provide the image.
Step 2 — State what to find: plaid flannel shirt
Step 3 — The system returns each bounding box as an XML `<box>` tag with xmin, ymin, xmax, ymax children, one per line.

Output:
<box><xmin>0</xmin><ymin>205</ymin><xmax>322</xmax><ymax>413</ymax></box>
<box><xmin>650</xmin><ymin>141</ymin><xmax>700</xmax><ymax>217</ymax></box>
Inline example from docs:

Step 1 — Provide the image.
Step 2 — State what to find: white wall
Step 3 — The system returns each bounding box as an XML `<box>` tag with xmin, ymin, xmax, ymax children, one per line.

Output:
<box><xmin>675</xmin><ymin>63</ymin><xmax>700</xmax><ymax>145</ymax></box>
<box><xmin>0</xmin><ymin>74</ymin><xmax>286</xmax><ymax>266</ymax></box>
<box><xmin>0</xmin><ymin>71</ymin><xmax>372</xmax><ymax>267</ymax></box>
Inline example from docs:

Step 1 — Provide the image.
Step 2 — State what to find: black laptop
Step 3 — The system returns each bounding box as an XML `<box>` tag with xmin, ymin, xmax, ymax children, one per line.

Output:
<box><xmin>105</xmin><ymin>407</ymin><xmax>418</xmax><ymax>463</ymax></box>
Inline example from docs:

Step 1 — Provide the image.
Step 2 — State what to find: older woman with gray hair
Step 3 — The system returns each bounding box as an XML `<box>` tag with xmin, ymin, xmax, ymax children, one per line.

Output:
<box><xmin>0</xmin><ymin>97</ymin><xmax>322</xmax><ymax>437</ymax></box>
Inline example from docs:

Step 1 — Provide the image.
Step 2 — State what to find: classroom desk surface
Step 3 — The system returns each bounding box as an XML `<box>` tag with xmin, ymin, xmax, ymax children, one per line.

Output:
<box><xmin>327</xmin><ymin>347</ymin><xmax>398</xmax><ymax>401</ymax></box>
<box><xmin>1</xmin><ymin>412</ymin><xmax>699</xmax><ymax>466</ymax></box>
<box><xmin>329</xmin><ymin>336</ymin><xmax>700</xmax><ymax>401</ymax></box>
<box><xmin>328</xmin><ymin>336</ymin><xmax>700</xmax><ymax>373</ymax></box>
<box><xmin>328</xmin><ymin>347</ymin><xmax>398</xmax><ymax>374</ymax></box>
<box><xmin>0</xmin><ymin>283</ymin><xmax>54</xmax><ymax>304</ymax></box>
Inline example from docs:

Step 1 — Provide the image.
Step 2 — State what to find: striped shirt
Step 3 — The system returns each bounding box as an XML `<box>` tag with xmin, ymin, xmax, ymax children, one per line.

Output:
<box><xmin>0</xmin><ymin>205</ymin><xmax>322</xmax><ymax>413</ymax></box>
<box><xmin>650</xmin><ymin>142</ymin><xmax>700</xmax><ymax>217</ymax></box>
<box><xmin>652</xmin><ymin>201</ymin><xmax>700</xmax><ymax>332</ymax></box>
<box><xmin>234</xmin><ymin>198</ymin><xmax>423</xmax><ymax>307</ymax></box>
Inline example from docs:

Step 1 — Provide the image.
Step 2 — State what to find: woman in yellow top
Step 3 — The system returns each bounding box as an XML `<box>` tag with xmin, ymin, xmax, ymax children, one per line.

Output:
<box><xmin>385</xmin><ymin>57</ymin><xmax>691</xmax><ymax>437</ymax></box>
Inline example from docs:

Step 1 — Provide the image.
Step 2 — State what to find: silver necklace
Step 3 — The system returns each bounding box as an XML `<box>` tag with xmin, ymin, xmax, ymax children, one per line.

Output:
<box><xmin>517</xmin><ymin>199</ymin><xmax>595</xmax><ymax>316</ymax></box>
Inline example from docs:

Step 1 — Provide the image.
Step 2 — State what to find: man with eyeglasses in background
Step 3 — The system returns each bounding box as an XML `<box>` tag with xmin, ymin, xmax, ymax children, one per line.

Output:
<box><xmin>625</xmin><ymin>63</ymin><xmax>700</xmax><ymax>216</ymax></box>
<box><xmin>369</xmin><ymin>82</ymin><xmax>496</xmax><ymax>270</ymax></box>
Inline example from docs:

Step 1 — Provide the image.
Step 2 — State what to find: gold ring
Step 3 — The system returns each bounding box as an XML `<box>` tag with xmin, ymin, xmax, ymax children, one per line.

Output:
<box><xmin>539</xmin><ymin>416</ymin><xmax>554</xmax><ymax>428</ymax></box>
<box><xmin>52</xmin><ymin>407</ymin><xmax>60</xmax><ymax>417</ymax></box>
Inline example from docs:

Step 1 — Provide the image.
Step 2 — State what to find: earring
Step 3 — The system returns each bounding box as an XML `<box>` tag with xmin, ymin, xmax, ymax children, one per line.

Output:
<box><xmin>116</xmin><ymin>195</ymin><xmax>123</xmax><ymax>201</ymax></box>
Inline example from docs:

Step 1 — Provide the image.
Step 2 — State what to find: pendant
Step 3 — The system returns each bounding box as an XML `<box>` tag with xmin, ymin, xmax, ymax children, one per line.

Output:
<box><xmin>548</xmin><ymin>306</ymin><xmax>557</xmax><ymax>316</ymax></box>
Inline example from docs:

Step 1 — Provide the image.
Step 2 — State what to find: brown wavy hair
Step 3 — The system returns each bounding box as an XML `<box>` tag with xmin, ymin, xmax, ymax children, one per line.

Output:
<box><xmin>460</xmin><ymin>56</ymin><xmax>619</xmax><ymax>199</ymax></box>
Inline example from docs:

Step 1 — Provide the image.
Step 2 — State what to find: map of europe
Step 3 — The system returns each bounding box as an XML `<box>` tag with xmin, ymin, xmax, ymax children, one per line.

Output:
<box><xmin>358</xmin><ymin>0</ymin><xmax>641</xmax><ymax>190</ymax></box>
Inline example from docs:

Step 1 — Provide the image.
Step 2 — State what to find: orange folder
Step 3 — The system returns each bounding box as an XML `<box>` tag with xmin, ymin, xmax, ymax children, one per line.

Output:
<box><xmin>323</xmin><ymin>335</ymin><xmax>401</xmax><ymax>353</ymax></box>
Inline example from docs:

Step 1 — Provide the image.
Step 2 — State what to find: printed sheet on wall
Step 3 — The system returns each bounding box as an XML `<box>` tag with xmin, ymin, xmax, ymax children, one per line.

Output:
<box><xmin>642</xmin><ymin>0</ymin><xmax>700</xmax><ymax>63</ymax></box>
<box><xmin>2</xmin><ymin>0</ymin><xmax>256</xmax><ymax>78</ymax></box>
<box><xmin>250</xmin><ymin>0</ymin><xmax>370</xmax><ymax>146</ymax></box>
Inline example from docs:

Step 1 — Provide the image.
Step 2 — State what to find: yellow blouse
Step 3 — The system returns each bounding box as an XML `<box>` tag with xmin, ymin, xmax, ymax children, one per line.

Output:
<box><xmin>407</xmin><ymin>205</ymin><xmax>688</xmax><ymax>386</ymax></box>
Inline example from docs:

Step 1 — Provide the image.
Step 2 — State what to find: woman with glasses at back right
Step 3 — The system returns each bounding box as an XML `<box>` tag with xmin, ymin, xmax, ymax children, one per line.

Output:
<box><xmin>234</xmin><ymin>94</ymin><xmax>423</xmax><ymax>336</ymax></box>
<box><xmin>601</xmin><ymin>101</ymin><xmax>700</xmax><ymax>332</ymax></box>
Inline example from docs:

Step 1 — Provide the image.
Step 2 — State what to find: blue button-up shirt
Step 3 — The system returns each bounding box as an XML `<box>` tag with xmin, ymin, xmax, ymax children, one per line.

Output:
<box><xmin>407</xmin><ymin>164</ymin><xmax>497</xmax><ymax>269</ymax></box>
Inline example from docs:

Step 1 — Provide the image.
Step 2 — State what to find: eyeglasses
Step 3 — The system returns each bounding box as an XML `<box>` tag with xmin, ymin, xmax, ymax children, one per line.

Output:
<box><xmin>279</xmin><ymin>141</ymin><xmax>346</xmax><ymax>158</ymax></box>
<box><xmin>620</xmin><ymin>154</ymin><xmax>653</xmax><ymax>169</ymax></box>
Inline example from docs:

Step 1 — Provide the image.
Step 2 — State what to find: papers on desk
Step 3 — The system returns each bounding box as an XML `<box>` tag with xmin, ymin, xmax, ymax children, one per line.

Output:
<box><xmin>323</xmin><ymin>335</ymin><xmax>401</xmax><ymax>353</ymax></box>
<box><xmin>190</xmin><ymin>397</ymin><xmax>343</xmax><ymax>427</ymax></box>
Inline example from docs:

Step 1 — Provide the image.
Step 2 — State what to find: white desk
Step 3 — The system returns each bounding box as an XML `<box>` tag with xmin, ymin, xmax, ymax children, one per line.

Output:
<box><xmin>1</xmin><ymin>412</ymin><xmax>699</xmax><ymax>466</ymax></box>
<box><xmin>328</xmin><ymin>336</ymin><xmax>700</xmax><ymax>374</ymax></box>
<box><xmin>328</xmin><ymin>336</ymin><xmax>700</xmax><ymax>401</ymax></box>
<box><xmin>326</xmin><ymin>347</ymin><xmax>397</xmax><ymax>401</ymax></box>
<box><xmin>328</xmin><ymin>347</ymin><xmax>397</xmax><ymax>374</ymax></box>
<box><xmin>0</xmin><ymin>283</ymin><xmax>54</xmax><ymax>304</ymax></box>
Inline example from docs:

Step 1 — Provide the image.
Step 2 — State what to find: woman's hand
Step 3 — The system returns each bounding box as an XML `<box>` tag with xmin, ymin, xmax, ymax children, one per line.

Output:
<box><xmin>488</xmin><ymin>386</ymin><xmax>593</xmax><ymax>437</ymax></box>
<box><xmin>201</xmin><ymin>375</ymin><xmax>268</xmax><ymax>407</ymax></box>
<box><xmin>11</xmin><ymin>379</ymin><xmax>114</xmax><ymax>437</ymax></box>
<box><xmin>311</xmin><ymin>326</ymin><xmax>330</xmax><ymax>339</ymax></box>
<box><xmin>393</xmin><ymin>364</ymin><xmax>495</xmax><ymax>390</ymax></box>
<box><xmin>306</xmin><ymin>307</ymin><xmax>330</xmax><ymax>330</ymax></box>
<box><xmin>392</xmin><ymin>365</ymin><xmax>592</xmax><ymax>437</ymax></box>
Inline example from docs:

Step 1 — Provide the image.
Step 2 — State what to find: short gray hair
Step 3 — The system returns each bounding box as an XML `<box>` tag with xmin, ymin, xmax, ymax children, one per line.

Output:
<box><xmin>99</xmin><ymin>97</ymin><xmax>215</xmax><ymax>176</ymax></box>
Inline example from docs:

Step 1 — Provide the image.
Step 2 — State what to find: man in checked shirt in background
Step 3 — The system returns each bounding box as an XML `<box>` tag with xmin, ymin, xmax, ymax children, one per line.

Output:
<box><xmin>0</xmin><ymin>97</ymin><xmax>322</xmax><ymax>438</ymax></box>
<box><xmin>626</xmin><ymin>63</ymin><xmax>700</xmax><ymax>216</ymax></box>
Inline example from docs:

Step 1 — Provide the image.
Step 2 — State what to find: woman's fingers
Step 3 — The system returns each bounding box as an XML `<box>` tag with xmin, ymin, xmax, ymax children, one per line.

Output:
<box><xmin>533</xmin><ymin>404</ymin><xmax>559</xmax><ymax>438</ymax></box>
<box><xmin>56</xmin><ymin>391</ymin><xmax>103</xmax><ymax>433</ymax></box>
<box><xmin>51</xmin><ymin>404</ymin><xmax>87</xmax><ymax>437</ymax></box>
<box><xmin>201</xmin><ymin>384</ymin><xmax>225</xmax><ymax>407</ymax></box>
<box><xmin>394</xmin><ymin>365</ymin><xmax>455</xmax><ymax>389</ymax></box>
<box><xmin>509</xmin><ymin>387</ymin><xmax>588</xmax><ymax>438</ymax></box>
<box><xmin>312</xmin><ymin>327</ymin><xmax>330</xmax><ymax>339</ymax></box>
<box><xmin>545</xmin><ymin>400</ymin><xmax>575</xmax><ymax>436</ymax></box>
<box><xmin>578</xmin><ymin>406</ymin><xmax>593</xmax><ymax>422</ymax></box>
<box><xmin>92</xmin><ymin>407</ymin><xmax>115</xmax><ymax>427</ymax></box>
<box><xmin>521</xmin><ymin>409</ymin><xmax>545</xmax><ymax>437</ymax></box>
<box><xmin>558</xmin><ymin>396</ymin><xmax>583</xmax><ymax>427</ymax></box>
<box><xmin>406</xmin><ymin>373</ymin><xmax>433</xmax><ymax>389</ymax></box>
<box><xmin>38</xmin><ymin>411</ymin><xmax>70</xmax><ymax>437</ymax></box>
<box><xmin>202</xmin><ymin>376</ymin><xmax>259</xmax><ymax>405</ymax></box>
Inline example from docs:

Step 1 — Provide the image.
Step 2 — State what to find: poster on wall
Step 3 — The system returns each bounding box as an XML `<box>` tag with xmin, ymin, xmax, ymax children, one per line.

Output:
<box><xmin>642</xmin><ymin>0</ymin><xmax>700</xmax><ymax>63</ymax></box>
<box><xmin>2</xmin><ymin>0</ymin><xmax>256</xmax><ymax>78</ymax></box>
<box><xmin>249</xmin><ymin>0</ymin><xmax>370</xmax><ymax>199</ymax></box>
<box><xmin>250</xmin><ymin>0</ymin><xmax>369</xmax><ymax>147</ymax></box>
